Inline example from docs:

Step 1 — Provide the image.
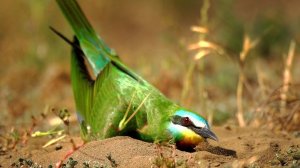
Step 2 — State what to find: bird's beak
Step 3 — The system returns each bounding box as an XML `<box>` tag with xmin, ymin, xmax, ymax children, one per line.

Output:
<box><xmin>193</xmin><ymin>127</ymin><xmax>218</xmax><ymax>141</ymax></box>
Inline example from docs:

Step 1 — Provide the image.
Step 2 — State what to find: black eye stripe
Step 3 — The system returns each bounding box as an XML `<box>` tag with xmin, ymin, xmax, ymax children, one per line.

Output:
<box><xmin>171</xmin><ymin>115</ymin><xmax>204</xmax><ymax>129</ymax></box>
<box><xmin>181</xmin><ymin>117</ymin><xmax>193</xmax><ymax>126</ymax></box>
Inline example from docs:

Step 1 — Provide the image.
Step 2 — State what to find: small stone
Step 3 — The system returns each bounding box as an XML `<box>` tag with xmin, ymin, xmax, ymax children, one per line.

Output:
<box><xmin>55</xmin><ymin>144</ymin><xmax>63</xmax><ymax>151</ymax></box>
<box><xmin>18</xmin><ymin>158</ymin><xmax>24</xmax><ymax>163</ymax></box>
<box><xmin>25</xmin><ymin>159</ymin><xmax>33</xmax><ymax>166</ymax></box>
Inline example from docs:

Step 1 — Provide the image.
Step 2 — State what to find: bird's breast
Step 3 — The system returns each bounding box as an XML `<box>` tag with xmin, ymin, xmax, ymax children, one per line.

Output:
<box><xmin>178</xmin><ymin>128</ymin><xmax>203</xmax><ymax>147</ymax></box>
<box><xmin>168</xmin><ymin>123</ymin><xmax>204</xmax><ymax>147</ymax></box>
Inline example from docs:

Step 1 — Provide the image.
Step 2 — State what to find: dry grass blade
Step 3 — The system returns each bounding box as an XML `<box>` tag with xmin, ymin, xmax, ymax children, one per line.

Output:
<box><xmin>125</xmin><ymin>93</ymin><xmax>152</xmax><ymax>126</ymax></box>
<box><xmin>236</xmin><ymin>34</ymin><xmax>260</xmax><ymax>127</ymax></box>
<box><xmin>191</xmin><ymin>26</ymin><xmax>208</xmax><ymax>34</ymax></box>
<box><xmin>42</xmin><ymin>135</ymin><xmax>66</xmax><ymax>148</ymax></box>
<box><xmin>31</xmin><ymin>129</ymin><xmax>64</xmax><ymax>137</ymax></box>
<box><xmin>119</xmin><ymin>92</ymin><xmax>151</xmax><ymax>131</ymax></box>
<box><xmin>193</xmin><ymin>50</ymin><xmax>211</xmax><ymax>60</ymax></box>
<box><xmin>119</xmin><ymin>91</ymin><xmax>136</xmax><ymax>131</ymax></box>
<box><xmin>280</xmin><ymin>40</ymin><xmax>296</xmax><ymax>114</ymax></box>
<box><xmin>188</xmin><ymin>40</ymin><xmax>218</xmax><ymax>50</ymax></box>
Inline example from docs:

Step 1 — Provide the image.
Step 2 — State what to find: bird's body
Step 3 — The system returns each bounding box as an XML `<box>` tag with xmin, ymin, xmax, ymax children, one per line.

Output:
<box><xmin>55</xmin><ymin>0</ymin><xmax>217</xmax><ymax>149</ymax></box>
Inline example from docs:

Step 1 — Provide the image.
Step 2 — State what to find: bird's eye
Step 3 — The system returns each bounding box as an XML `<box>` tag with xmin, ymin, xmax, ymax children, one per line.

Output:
<box><xmin>181</xmin><ymin>117</ymin><xmax>191</xmax><ymax>126</ymax></box>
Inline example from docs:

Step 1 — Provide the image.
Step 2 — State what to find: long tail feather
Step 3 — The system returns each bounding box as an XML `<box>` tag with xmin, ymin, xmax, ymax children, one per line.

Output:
<box><xmin>56</xmin><ymin>0</ymin><xmax>144</xmax><ymax>83</ymax></box>
<box><xmin>56</xmin><ymin>0</ymin><xmax>110</xmax><ymax>75</ymax></box>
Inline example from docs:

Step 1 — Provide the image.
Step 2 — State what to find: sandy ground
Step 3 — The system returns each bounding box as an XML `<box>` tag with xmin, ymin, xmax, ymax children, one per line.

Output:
<box><xmin>1</xmin><ymin>126</ymin><xmax>299</xmax><ymax>168</ymax></box>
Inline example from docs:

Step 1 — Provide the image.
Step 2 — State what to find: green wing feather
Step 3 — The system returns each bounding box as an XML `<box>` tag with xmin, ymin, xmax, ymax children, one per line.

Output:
<box><xmin>69</xmin><ymin>38</ymin><xmax>94</xmax><ymax>139</ymax></box>
<box><xmin>71</xmin><ymin>41</ymin><xmax>142</xmax><ymax>140</ymax></box>
<box><xmin>70</xmin><ymin>38</ymin><xmax>129</xmax><ymax>140</ymax></box>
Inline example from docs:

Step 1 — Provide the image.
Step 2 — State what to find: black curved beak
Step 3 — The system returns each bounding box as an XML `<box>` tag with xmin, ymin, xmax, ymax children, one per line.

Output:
<box><xmin>192</xmin><ymin>127</ymin><xmax>218</xmax><ymax>141</ymax></box>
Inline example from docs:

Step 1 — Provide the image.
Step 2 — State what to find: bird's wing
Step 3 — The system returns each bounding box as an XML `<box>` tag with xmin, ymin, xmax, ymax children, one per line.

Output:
<box><xmin>70</xmin><ymin>37</ymin><xmax>127</xmax><ymax>140</ymax></box>
<box><xmin>56</xmin><ymin>0</ymin><xmax>162</xmax><ymax>140</ymax></box>
<box><xmin>70</xmin><ymin>37</ymin><xmax>93</xmax><ymax>127</ymax></box>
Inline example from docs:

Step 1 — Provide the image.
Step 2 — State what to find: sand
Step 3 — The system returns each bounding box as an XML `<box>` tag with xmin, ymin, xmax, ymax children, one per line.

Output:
<box><xmin>1</xmin><ymin>126</ymin><xmax>299</xmax><ymax>167</ymax></box>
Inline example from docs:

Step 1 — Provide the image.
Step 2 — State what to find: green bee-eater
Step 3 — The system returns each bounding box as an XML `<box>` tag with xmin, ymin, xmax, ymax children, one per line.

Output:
<box><xmin>53</xmin><ymin>0</ymin><xmax>218</xmax><ymax>149</ymax></box>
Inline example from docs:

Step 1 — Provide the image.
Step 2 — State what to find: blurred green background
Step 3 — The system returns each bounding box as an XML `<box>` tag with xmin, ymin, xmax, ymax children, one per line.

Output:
<box><xmin>1</xmin><ymin>0</ymin><xmax>299</xmax><ymax>128</ymax></box>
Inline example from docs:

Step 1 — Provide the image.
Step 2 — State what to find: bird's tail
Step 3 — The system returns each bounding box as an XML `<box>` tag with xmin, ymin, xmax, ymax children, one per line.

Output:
<box><xmin>56</xmin><ymin>0</ymin><xmax>112</xmax><ymax>75</ymax></box>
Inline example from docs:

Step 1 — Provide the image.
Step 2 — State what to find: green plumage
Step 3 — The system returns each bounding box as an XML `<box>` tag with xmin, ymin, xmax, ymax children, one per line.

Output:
<box><xmin>57</xmin><ymin>0</ymin><xmax>181</xmax><ymax>142</ymax></box>
<box><xmin>71</xmin><ymin>41</ymin><xmax>179</xmax><ymax>141</ymax></box>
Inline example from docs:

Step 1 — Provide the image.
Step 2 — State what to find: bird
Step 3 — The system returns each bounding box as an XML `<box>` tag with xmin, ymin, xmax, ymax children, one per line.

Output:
<box><xmin>53</xmin><ymin>0</ymin><xmax>218</xmax><ymax>150</ymax></box>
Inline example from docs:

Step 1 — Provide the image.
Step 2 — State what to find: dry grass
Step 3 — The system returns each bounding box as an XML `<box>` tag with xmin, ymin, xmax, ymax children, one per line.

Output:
<box><xmin>280</xmin><ymin>40</ymin><xmax>296</xmax><ymax>114</ymax></box>
<box><xmin>254</xmin><ymin>41</ymin><xmax>299</xmax><ymax>131</ymax></box>
<box><xmin>236</xmin><ymin>35</ymin><xmax>260</xmax><ymax>127</ymax></box>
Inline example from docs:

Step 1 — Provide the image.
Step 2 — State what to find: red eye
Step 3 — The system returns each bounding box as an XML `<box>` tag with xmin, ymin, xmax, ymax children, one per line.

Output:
<box><xmin>182</xmin><ymin>117</ymin><xmax>191</xmax><ymax>126</ymax></box>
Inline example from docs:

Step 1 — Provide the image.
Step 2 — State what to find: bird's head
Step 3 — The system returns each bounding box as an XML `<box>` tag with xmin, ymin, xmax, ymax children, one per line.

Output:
<box><xmin>168</xmin><ymin>109</ymin><xmax>218</xmax><ymax>148</ymax></box>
